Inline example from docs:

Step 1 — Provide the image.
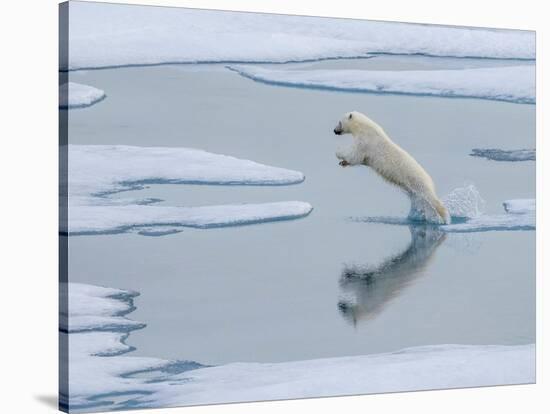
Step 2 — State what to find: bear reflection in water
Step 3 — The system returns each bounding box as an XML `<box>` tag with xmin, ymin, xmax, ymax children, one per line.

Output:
<box><xmin>338</xmin><ymin>225</ymin><xmax>446</xmax><ymax>325</ymax></box>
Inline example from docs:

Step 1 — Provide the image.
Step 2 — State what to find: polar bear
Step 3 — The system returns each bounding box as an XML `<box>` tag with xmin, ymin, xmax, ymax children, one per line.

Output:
<box><xmin>333</xmin><ymin>111</ymin><xmax>450</xmax><ymax>224</ymax></box>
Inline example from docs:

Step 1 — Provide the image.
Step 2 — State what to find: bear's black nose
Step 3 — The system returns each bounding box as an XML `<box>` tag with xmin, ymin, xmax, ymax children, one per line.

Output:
<box><xmin>334</xmin><ymin>128</ymin><xmax>342</xmax><ymax>135</ymax></box>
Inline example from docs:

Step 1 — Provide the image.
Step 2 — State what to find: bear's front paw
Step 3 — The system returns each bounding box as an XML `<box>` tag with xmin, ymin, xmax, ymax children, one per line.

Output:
<box><xmin>339</xmin><ymin>160</ymin><xmax>350</xmax><ymax>167</ymax></box>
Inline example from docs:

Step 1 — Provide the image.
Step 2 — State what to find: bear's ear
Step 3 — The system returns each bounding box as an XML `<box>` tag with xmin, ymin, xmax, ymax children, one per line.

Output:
<box><xmin>348</xmin><ymin>113</ymin><xmax>353</xmax><ymax>120</ymax></box>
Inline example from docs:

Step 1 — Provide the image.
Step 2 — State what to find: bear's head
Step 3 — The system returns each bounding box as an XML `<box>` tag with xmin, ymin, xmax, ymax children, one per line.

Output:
<box><xmin>333</xmin><ymin>111</ymin><xmax>363</xmax><ymax>135</ymax></box>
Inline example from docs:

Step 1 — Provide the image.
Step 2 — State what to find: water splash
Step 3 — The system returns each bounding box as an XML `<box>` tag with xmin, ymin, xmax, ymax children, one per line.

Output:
<box><xmin>443</xmin><ymin>184</ymin><xmax>486</xmax><ymax>219</ymax></box>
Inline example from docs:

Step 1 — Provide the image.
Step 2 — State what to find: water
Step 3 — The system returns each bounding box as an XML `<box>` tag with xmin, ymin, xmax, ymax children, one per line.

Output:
<box><xmin>66</xmin><ymin>56</ymin><xmax>535</xmax><ymax>365</ymax></box>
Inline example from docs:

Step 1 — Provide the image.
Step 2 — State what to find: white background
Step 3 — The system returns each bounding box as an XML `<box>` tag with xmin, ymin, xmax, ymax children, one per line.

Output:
<box><xmin>0</xmin><ymin>0</ymin><xmax>546</xmax><ymax>413</ymax></box>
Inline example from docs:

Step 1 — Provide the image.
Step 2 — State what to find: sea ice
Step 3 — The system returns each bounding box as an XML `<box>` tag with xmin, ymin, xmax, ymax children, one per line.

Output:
<box><xmin>69</xmin><ymin>201</ymin><xmax>314</xmax><ymax>235</ymax></box>
<box><xmin>68</xmin><ymin>145</ymin><xmax>305</xmax><ymax>197</ymax></box>
<box><xmin>64</xmin><ymin>145</ymin><xmax>311</xmax><ymax>235</ymax></box>
<box><xmin>62</xmin><ymin>282</ymin><xmax>535</xmax><ymax>412</ymax></box>
<box><xmin>354</xmin><ymin>197</ymin><xmax>534</xmax><ymax>233</ymax></box>
<box><xmin>228</xmin><ymin>65</ymin><xmax>535</xmax><ymax>104</ymax></box>
<box><xmin>154</xmin><ymin>344</ymin><xmax>533</xmax><ymax>406</ymax></box>
<box><xmin>470</xmin><ymin>148</ymin><xmax>535</xmax><ymax>161</ymax></box>
<box><xmin>503</xmin><ymin>199</ymin><xmax>536</xmax><ymax>214</ymax></box>
<box><xmin>60</xmin><ymin>283</ymin><xmax>144</xmax><ymax>333</ymax></box>
<box><xmin>63</xmin><ymin>2</ymin><xmax>535</xmax><ymax>71</ymax></box>
<box><xmin>59</xmin><ymin>82</ymin><xmax>106</xmax><ymax>109</ymax></box>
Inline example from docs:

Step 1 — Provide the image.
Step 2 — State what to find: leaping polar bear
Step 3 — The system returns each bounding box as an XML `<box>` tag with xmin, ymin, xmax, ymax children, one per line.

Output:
<box><xmin>333</xmin><ymin>111</ymin><xmax>450</xmax><ymax>224</ymax></box>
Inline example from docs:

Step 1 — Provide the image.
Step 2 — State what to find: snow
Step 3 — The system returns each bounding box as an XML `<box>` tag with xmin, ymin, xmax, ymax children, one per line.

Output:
<box><xmin>63</xmin><ymin>2</ymin><xmax>534</xmax><ymax>71</ymax></box>
<box><xmin>503</xmin><ymin>199</ymin><xmax>536</xmax><ymax>214</ymax></box>
<box><xmin>470</xmin><ymin>148</ymin><xmax>536</xmax><ymax>161</ymax></box>
<box><xmin>70</xmin><ymin>202</ymin><xmax>314</xmax><ymax>235</ymax></box>
<box><xmin>60</xmin><ymin>283</ymin><xmax>188</xmax><ymax>410</ymax></box>
<box><xmin>60</xmin><ymin>283</ymin><xmax>144</xmax><ymax>333</ymax></box>
<box><xmin>228</xmin><ymin>65</ymin><xmax>535</xmax><ymax>104</ymax></box>
<box><xmin>68</xmin><ymin>145</ymin><xmax>305</xmax><ymax>196</ymax></box>
<box><xmin>63</xmin><ymin>330</ymin><xmax>170</xmax><ymax>410</ymax></box>
<box><xmin>62</xmin><ymin>283</ymin><xmax>535</xmax><ymax>412</ymax></box>
<box><xmin>64</xmin><ymin>145</ymin><xmax>311</xmax><ymax>235</ymax></box>
<box><xmin>59</xmin><ymin>82</ymin><xmax>106</xmax><ymax>109</ymax></box>
<box><xmin>154</xmin><ymin>344</ymin><xmax>533</xmax><ymax>406</ymax></box>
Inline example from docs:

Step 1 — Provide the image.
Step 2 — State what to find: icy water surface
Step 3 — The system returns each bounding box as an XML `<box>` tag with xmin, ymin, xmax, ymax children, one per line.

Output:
<box><xmin>66</xmin><ymin>56</ymin><xmax>535</xmax><ymax>365</ymax></box>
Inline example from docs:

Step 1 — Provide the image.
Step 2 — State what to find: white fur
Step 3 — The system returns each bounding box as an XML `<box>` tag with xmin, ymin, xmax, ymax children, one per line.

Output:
<box><xmin>334</xmin><ymin>111</ymin><xmax>450</xmax><ymax>224</ymax></box>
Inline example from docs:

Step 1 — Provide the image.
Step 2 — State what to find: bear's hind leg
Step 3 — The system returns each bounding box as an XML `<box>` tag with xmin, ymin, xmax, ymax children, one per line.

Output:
<box><xmin>408</xmin><ymin>192</ymin><xmax>449</xmax><ymax>224</ymax></box>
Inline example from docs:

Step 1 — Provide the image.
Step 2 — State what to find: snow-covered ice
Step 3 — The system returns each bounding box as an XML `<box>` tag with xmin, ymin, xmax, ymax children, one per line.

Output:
<box><xmin>503</xmin><ymin>199</ymin><xmax>536</xmax><ymax>214</ymax></box>
<box><xmin>68</xmin><ymin>145</ymin><xmax>305</xmax><ymax>196</ymax></box>
<box><xmin>59</xmin><ymin>82</ymin><xmax>106</xmax><ymax>109</ymax></box>
<box><xmin>470</xmin><ymin>148</ymin><xmax>536</xmax><ymax>161</ymax></box>
<box><xmin>64</xmin><ymin>145</ymin><xmax>311</xmax><ymax>235</ymax></box>
<box><xmin>62</xmin><ymin>282</ymin><xmax>535</xmax><ymax>412</ymax></box>
<box><xmin>62</xmin><ymin>2</ymin><xmax>535</xmax><ymax>71</ymax></box>
<box><xmin>228</xmin><ymin>65</ymin><xmax>535</xmax><ymax>104</ymax></box>
<box><xmin>60</xmin><ymin>282</ymin><xmax>203</xmax><ymax>410</ymax></box>
<box><xmin>60</xmin><ymin>283</ymin><xmax>145</xmax><ymax>333</ymax></box>
<box><xmin>155</xmin><ymin>344</ymin><xmax>533</xmax><ymax>406</ymax></box>
<box><xmin>70</xmin><ymin>202</ymin><xmax>313</xmax><ymax>235</ymax></box>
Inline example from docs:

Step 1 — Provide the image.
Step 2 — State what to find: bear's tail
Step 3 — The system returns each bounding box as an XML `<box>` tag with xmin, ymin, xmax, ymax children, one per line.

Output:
<box><xmin>433</xmin><ymin>197</ymin><xmax>451</xmax><ymax>225</ymax></box>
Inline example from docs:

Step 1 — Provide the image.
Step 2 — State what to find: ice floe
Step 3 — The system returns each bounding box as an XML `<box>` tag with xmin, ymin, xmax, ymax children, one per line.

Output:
<box><xmin>470</xmin><ymin>148</ymin><xmax>535</xmax><ymax>161</ymax></box>
<box><xmin>61</xmin><ymin>282</ymin><xmax>535</xmax><ymax>412</ymax></box>
<box><xmin>353</xmin><ymin>192</ymin><xmax>534</xmax><ymax>233</ymax></box>
<box><xmin>503</xmin><ymin>199</ymin><xmax>536</xmax><ymax>214</ymax></box>
<box><xmin>60</xmin><ymin>283</ymin><xmax>145</xmax><ymax>333</ymax></box>
<box><xmin>64</xmin><ymin>145</ymin><xmax>311</xmax><ymax>235</ymax></box>
<box><xmin>443</xmin><ymin>210</ymin><xmax>535</xmax><ymax>233</ymax></box>
<box><xmin>60</xmin><ymin>282</ymin><xmax>205</xmax><ymax>411</ymax></box>
<box><xmin>70</xmin><ymin>202</ymin><xmax>313</xmax><ymax>235</ymax></box>
<box><xmin>228</xmin><ymin>65</ymin><xmax>535</xmax><ymax>104</ymax></box>
<box><xmin>62</xmin><ymin>2</ymin><xmax>534</xmax><ymax>71</ymax></box>
<box><xmin>154</xmin><ymin>344</ymin><xmax>533</xmax><ymax>406</ymax></box>
<box><xmin>442</xmin><ymin>194</ymin><xmax>535</xmax><ymax>233</ymax></box>
<box><xmin>59</xmin><ymin>82</ymin><xmax>106</xmax><ymax>109</ymax></box>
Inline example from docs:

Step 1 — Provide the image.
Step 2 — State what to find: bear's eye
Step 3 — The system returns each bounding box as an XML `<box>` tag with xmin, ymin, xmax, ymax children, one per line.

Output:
<box><xmin>348</xmin><ymin>114</ymin><xmax>353</xmax><ymax>120</ymax></box>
